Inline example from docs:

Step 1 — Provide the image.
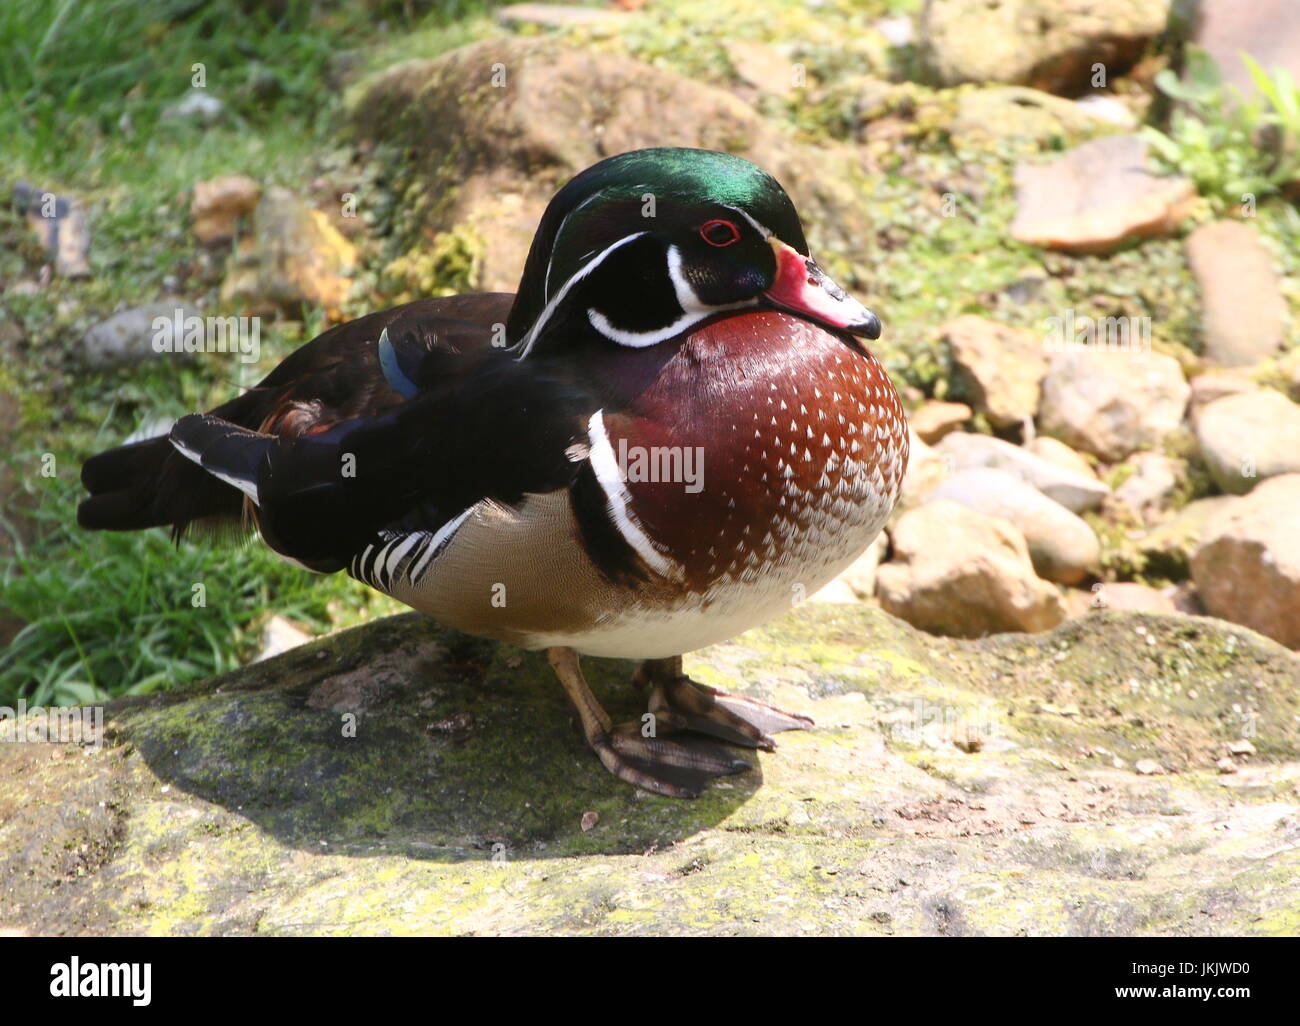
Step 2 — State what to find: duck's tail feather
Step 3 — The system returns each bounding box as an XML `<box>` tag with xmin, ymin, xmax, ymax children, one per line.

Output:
<box><xmin>168</xmin><ymin>414</ymin><xmax>271</xmax><ymax>505</ymax></box>
<box><xmin>77</xmin><ymin>434</ymin><xmax>247</xmax><ymax>536</ymax></box>
<box><xmin>77</xmin><ymin>390</ymin><xmax>270</xmax><ymax>538</ymax></box>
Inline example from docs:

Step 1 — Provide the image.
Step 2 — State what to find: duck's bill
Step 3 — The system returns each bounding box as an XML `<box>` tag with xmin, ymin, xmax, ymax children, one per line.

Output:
<box><xmin>762</xmin><ymin>238</ymin><xmax>882</xmax><ymax>340</ymax></box>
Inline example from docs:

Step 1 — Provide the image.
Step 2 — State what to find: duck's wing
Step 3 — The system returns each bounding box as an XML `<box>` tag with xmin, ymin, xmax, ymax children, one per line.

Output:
<box><xmin>166</xmin><ymin>346</ymin><xmax>596</xmax><ymax>573</ymax></box>
<box><xmin>77</xmin><ymin>294</ymin><xmax>514</xmax><ymax>538</ymax></box>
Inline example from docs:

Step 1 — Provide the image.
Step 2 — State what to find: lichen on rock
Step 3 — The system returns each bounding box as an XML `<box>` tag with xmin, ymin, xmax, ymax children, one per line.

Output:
<box><xmin>3</xmin><ymin>606</ymin><xmax>1295</xmax><ymax>936</ymax></box>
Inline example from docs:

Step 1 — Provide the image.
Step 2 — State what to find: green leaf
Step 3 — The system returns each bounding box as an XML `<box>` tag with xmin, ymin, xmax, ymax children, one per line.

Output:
<box><xmin>1184</xmin><ymin>45</ymin><xmax>1223</xmax><ymax>97</ymax></box>
<box><xmin>1154</xmin><ymin>68</ymin><xmax>1205</xmax><ymax>104</ymax></box>
<box><xmin>1140</xmin><ymin>127</ymin><xmax>1182</xmax><ymax>162</ymax></box>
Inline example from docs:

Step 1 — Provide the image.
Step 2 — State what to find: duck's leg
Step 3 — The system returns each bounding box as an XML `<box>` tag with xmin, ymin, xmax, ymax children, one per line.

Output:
<box><xmin>633</xmin><ymin>655</ymin><xmax>813</xmax><ymax>750</ymax></box>
<box><xmin>547</xmin><ymin>648</ymin><xmax>752</xmax><ymax>798</ymax></box>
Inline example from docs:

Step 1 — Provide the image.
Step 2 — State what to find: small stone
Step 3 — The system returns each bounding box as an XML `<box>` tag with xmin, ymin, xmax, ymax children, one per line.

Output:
<box><xmin>935</xmin><ymin>432</ymin><xmax>1109</xmax><ymax>513</ymax></box>
<box><xmin>192</xmin><ymin>174</ymin><xmax>262</xmax><ymax>245</ymax></box>
<box><xmin>928</xmin><ymin>468</ymin><xmax>1101</xmax><ymax>584</ymax></box>
<box><xmin>427</xmin><ymin>712</ymin><xmax>475</xmax><ymax>734</ymax></box>
<box><xmin>220</xmin><ymin>187</ymin><xmax>357</xmax><ymax>319</ymax></box>
<box><xmin>1085</xmin><ymin>582</ymin><xmax>1177</xmax><ymax>615</ymax></box>
<box><xmin>1192</xmin><ymin>0</ymin><xmax>1300</xmax><ymax>101</ymax></box>
<box><xmin>1072</xmin><ymin>94</ymin><xmax>1137</xmax><ymax>128</ymax></box>
<box><xmin>949</xmin><ymin>86</ymin><xmax>1114</xmax><ymax>148</ymax></box>
<box><xmin>77</xmin><ymin>301</ymin><xmax>201</xmax><ymax>370</ymax></box>
<box><xmin>1186</xmin><ymin>221</ymin><xmax>1286</xmax><ymax>367</ymax></box>
<box><xmin>1039</xmin><ymin>350</ymin><xmax>1190</xmax><ymax>461</ymax></box>
<box><xmin>1227</xmin><ymin>739</ymin><xmax>1256</xmax><ymax>757</ymax></box>
<box><xmin>1216</xmin><ymin>757</ymin><xmax>1238</xmax><ymax>774</ymax></box>
<box><xmin>1134</xmin><ymin>759</ymin><xmax>1164</xmax><ymax>776</ymax></box>
<box><xmin>257</xmin><ymin>616</ymin><xmax>312</xmax><ymax>662</ymax></box>
<box><xmin>724</xmin><ymin>40</ymin><xmax>798</xmax><ymax>98</ymax></box>
<box><xmin>15</xmin><ymin>183</ymin><xmax>91</xmax><ymax>278</ymax></box>
<box><xmin>580</xmin><ymin>811</ymin><xmax>599</xmax><ymax>831</ymax></box>
<box><xmin>1010</xmin><ymin>135</ymin><xmax>1195</xmax><ymax>254</ymax></box>
<box><xmin>1191</xmin><ymin>474</ymin><xmax>1300</xmax><ymax>648</ymax></box>
<box><xmin>877</xmin><ymin>500</ymin><xmax>1065</xmax><ymax>637</ymax></box>
<box><xmin>1195</xmin><ymin>390</ymin><xmax>1300</xmax><ymax>494</ymax></box>
<box><xmin>1190</xmin><ymin>370</ymin><xmax>1257</xmax><ymax>410</ymax></box>
<box><xmin>810</xmin><ymin>534</ymin><xmax>887</xmax><ymax>603</ymax></box>
<box><xmin>875</xmin><ymin>16</ymin><xmax>914</xmax><ymax>47</ymax></box>
<box><xmin>940</xmin><ymin>315</ymin><xmax>1046</xmax><ymax>429</ymax></box>
<box><xmin>1113</xmin><ymin>452</ymin><xmax>1182</xmax><ymax>511</ymax></box>
<box><xmin>1026</xmin><ymin>436</ymin><xmax>1097</xmax><ymax>480</ymax></box>
<box><xmin>910</xmin><ymin>400</ymin><xmax>970</xmax><ymax>444</ymax></box>
<box><xmin>162</xmin><ymin>88</ymin><xmax>224</xmax><ymax>124</ymax></box>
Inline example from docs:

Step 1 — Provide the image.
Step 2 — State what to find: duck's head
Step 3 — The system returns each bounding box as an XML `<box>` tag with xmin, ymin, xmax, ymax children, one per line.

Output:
<box><xmin>508</xmin><ymin>148</ymin><xmax>880</xmax><ymax>356</ymax></box>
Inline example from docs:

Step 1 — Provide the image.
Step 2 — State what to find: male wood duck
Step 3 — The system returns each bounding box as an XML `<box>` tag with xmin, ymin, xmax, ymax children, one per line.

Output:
<box><xmin>79</xmin><ymin>148</ymin><xmax>908</xmax><ymax>798</ymax></box>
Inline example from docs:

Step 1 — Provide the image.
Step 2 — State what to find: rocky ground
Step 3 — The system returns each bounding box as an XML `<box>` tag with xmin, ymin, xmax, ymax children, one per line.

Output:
<box><xmin>2</xmin><ymin>607</ymin><xmax>1298</xmax><ymax>936</ymax></box>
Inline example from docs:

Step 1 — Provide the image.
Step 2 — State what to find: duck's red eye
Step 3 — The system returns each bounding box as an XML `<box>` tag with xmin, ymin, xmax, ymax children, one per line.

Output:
<box><xmin>700</xmin><ymin>219</ymin><xmax>741</xmax><ymax>247</ymax></box>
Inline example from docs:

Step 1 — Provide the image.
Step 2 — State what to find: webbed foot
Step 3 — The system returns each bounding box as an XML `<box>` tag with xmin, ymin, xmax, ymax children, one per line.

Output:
<box><xmin>548</xmin><ymin>648</ymin><xmax>753</xmax><ymax>798</ymax></box>
<box><xmin>635</xmin><ymin>655</ymin><xmax>814</xmax><ymax>750</ymax></box>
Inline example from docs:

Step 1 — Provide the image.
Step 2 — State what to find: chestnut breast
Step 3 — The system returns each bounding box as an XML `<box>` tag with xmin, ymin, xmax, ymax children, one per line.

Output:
<box><xmin>602</xmin><ymin>310</ymin><xmax>909</xmax><ymax>594</ymax></box>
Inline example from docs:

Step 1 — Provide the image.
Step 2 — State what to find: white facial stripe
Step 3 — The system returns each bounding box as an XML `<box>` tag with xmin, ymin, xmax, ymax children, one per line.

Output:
<box><xmin>545</xmin><ymin>191</ymin><xmax>604</xmax><ymax>299</ymax></box>
<box><xmin>721</xmin><ymin>204</ymin><xmax>773</xmax><ymax>239</ymax></box>
<box><xmin>666</xmin><ymin>244</ymin><xmax>703</xmax><ymax>312</ymax></box>
<box><xmin>585</xmin><ymin>411</ymin><xmax>681</xmax><ymax>579</ymax></box>
<box><xmin>587</xmin><ymin>244</ymin><xmax>757</xmax><ymax>348</ymax></box>
<box><xmin>517</xmin><ymin>231</ymin><xmax>650</xmax><ymax>359</ymax></box>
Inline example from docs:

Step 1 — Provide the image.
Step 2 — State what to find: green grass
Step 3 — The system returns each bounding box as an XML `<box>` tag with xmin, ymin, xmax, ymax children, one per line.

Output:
<box><xmin>0</xmin><ymin>0</ymin><xmax>490</xmax><ymax>703</ymax></box>
<box><xmin>0</xmin><ymin>468</ymin><xmax>396</xmax><ymax>707</ymax></box>
<box><xmin>1143</xmin><ymin>46</ymin><xmax>1300</xmax><ymax>212</ymax></box>
<box><xmin>0</xmin><ymin>1</ymin><xmax>500</xmax><ymax>158</ymax></box>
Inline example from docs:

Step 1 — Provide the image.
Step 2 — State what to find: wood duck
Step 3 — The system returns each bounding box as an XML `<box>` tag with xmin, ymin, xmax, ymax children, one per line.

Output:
<box><xmin>79</xmin><ymin>147</ymin><xmax>909</xmax><ymax>798</ymax></box>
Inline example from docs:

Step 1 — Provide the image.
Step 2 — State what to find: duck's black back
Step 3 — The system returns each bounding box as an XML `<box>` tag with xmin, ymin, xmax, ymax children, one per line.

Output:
<box><xmin>77</xmin><ymin>293</ymin><xmax>514</xmax><ymax>539</ymax></box>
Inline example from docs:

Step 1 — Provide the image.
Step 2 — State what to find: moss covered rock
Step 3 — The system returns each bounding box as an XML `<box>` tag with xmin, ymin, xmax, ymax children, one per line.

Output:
<box><xmin>347</xmin><ymin>37</ymin><xmax>875</xmax><ymax>292</ymax></box>
<box><xmin>2</xmin><ymin>606</ymin><xmax>1297</xmax><ymax>936</ymax></box>
<box><xmin>920</xmin><ymin>0</ymin><xmax>1173</xmax><ymax>94</ymax></box>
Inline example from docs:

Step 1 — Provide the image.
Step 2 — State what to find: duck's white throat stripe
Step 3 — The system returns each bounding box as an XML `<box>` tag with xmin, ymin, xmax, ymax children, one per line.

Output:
<box><xmin>587</xmin><ymin>244</ymin><xmax>756</xmax><ymax>348</ymax></box>
<box><xmin>586</xmin><ymin>410</ymin><xmax>681</xmax><ymax>579</ymax></box>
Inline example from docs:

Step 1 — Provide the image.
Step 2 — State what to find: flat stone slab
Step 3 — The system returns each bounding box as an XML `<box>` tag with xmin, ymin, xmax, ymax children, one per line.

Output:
<box><xmin>3</xmin><ymin>608</ymin><xmax>1297</xmax><ymax>936</ymax></box>
<box><xmin>1186</xmin><ymin>220</ymin><xmax>1286</xmax><ymax>367</ymax></box>
<box><xmin>1010</xmin><ymin>135</ymin><xmax>1195</xmax><ymax>254</ymax></box>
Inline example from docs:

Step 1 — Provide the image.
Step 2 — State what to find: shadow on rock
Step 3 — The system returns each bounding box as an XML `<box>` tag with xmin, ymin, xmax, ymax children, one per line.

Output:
<box><xmin>115</xmin><ymin>614</ymin><xmax>757</xmax><ymax>863</ymax></box>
